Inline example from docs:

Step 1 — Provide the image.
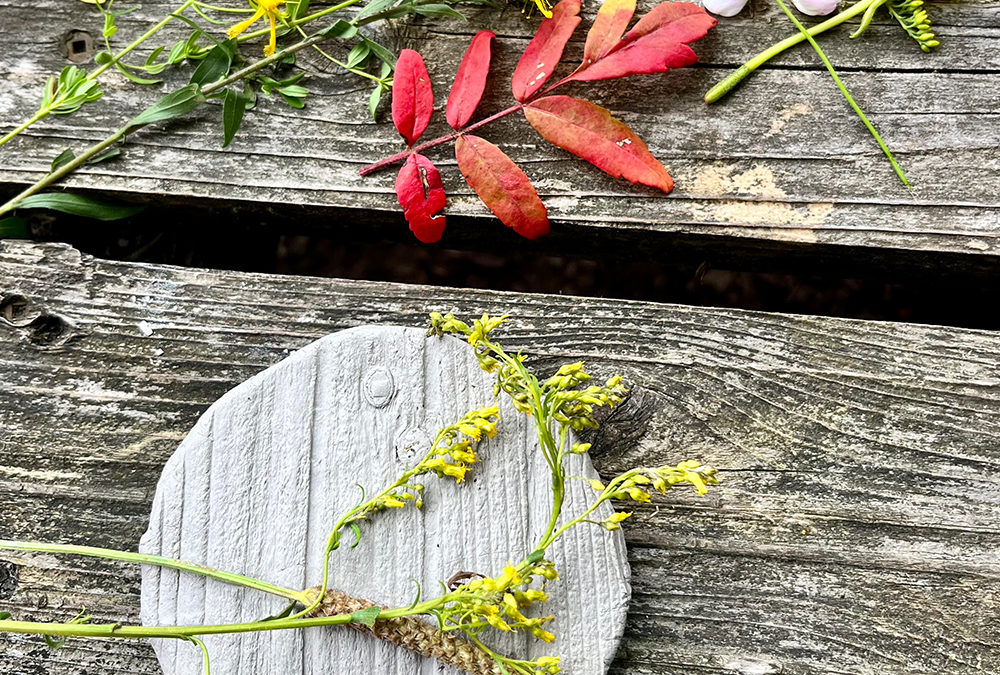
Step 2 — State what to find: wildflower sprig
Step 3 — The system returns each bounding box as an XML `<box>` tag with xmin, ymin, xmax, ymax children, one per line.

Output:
<box><xmin>296</xmin><ymin>404</ymin><xmax>501</xmax><ymax>618</ymax></box>
<box><xmin>1</xmin><ymin>314</ymin><xmax>717</xmax><ymax>675</ymax></box>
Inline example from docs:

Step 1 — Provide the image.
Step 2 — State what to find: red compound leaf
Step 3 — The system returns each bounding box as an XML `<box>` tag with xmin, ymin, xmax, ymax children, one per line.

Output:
<box><xmin>582</xmin><ymin>0</ymin><xmax>636</xmax><ymax>66</ymax></box>
<box><xmin>392</xmin><ymin>49</ymin><xmax>434</xmax><ymax>145</ymax></box>
<box><xmin>524</xmin><ymin>95</ymin><xmax>673</xmax><ymax>193</ymax></box>
<box><xmin>446</xmin><ymin>30</ymin><xmax>495</xmax><ymax>130</ymax></box>
<box><xmin>395</xmin><ymin>153</ymin><xmax>447</xmax><ymax>243</ymax></box>
<box><xmin>455</xmin><ymin>135</ymin><xmax>549</xmax><ymax>240</ymax></box>
<box><xmin>511</xmin><ymin>0</ymin><xmax>582</xmax><ymax>102</ymax></box>
<box><xmin>570</xmin><ymin>1</ymin><xmax>716</xmax><ymax>82</ymax></box>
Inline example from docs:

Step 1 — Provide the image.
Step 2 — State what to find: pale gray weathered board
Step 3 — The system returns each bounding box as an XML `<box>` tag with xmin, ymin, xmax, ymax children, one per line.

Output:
<box><xmin>139</xmin><ymin>325</ymin><xmax>630</xmax><ymax>675</ymax></box>
<box><xmin>0</xmin><ymin>240</ymin><xmax>999</xmax><ymax>673</ymax></box>
<box><xmin>0</xmin><ymin>0</ymin><xmax>998</xmax><ymax>263</ymax></box>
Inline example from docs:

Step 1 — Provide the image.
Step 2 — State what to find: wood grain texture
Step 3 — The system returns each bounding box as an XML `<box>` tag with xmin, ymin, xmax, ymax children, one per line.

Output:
<box><xmin>0</xmin><ymin>1</ymin><xmax>998</xmax><ymax>265</ymax></box>
<box><xmin>0</xmin><ymin>240</ymin><xmax>998</xmax><ymax>673</ymax></box>
<box><xmin>138</xmin><ymin>325</ymin><xmax>630</xmax><ymax>675</ymax></box>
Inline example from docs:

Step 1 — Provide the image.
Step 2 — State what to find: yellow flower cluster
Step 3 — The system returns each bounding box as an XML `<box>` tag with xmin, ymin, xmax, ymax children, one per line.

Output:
<box><xmin>450</xmin><ymin>561</ymin><xmax>559</xmax><ymax>644</ymax></box>
<box><xmin>417</xmin><ymin>406</ymin><xmax>499</xmax><ymax>484</ymax></box>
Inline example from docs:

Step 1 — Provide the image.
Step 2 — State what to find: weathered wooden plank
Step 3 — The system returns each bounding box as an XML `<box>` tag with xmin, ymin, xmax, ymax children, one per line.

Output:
<box><xmin>0</xmin><ymin>1</ymin><xmax>997</xmax><ymax>266</ymax></box>
<box><xmin>1</xmin><ymin>239</ymin><xmax>998</xmax><ymax>673</ymax></box>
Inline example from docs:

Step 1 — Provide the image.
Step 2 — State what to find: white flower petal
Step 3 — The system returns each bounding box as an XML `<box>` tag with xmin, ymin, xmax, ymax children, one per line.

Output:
<box><xmin>703</xmin><ymin>0</ymin><xmax>749</xmax><ymax>17</ymax></box>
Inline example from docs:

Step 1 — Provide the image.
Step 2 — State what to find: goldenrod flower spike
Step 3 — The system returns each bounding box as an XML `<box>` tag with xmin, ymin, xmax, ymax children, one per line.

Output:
<box><xmin>227</xmin><ymin>0</ymin><xmax>285</xmax><ymax>56</ymax></box>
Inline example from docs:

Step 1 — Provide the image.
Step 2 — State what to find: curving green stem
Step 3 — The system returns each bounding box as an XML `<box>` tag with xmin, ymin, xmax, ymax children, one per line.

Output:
<box><xmin>705</xmin><ymin>0</ymin><xmax>880</xmax><ymax>103</ymax></box>
<box><xmin>0</xmin><ymin>540</ymin><xmax>308</xmax><ymax>603</ymax></box>
<box><xmin>0</xmin><ymin>0</ymin><xmax>197</xmax><ymax>150</ymax></box>
<box><xmin>772</xmin><ymin>0</ymin><xmax>908</xmax><ymax>186</ymax></box>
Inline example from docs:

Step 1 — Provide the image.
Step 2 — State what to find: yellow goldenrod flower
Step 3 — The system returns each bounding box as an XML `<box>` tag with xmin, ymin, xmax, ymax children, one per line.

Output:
<box><xmin>227</xmin><ymin>0</ymin><xmax>285</xmax><ymax>56</ymax></box>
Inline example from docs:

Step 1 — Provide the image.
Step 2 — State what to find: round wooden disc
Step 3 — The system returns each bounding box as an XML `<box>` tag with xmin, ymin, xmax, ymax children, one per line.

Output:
<box><xmin>139</xmin><ymin>326</ymin><xmax>630</xmax><ymax>674</ymax></box>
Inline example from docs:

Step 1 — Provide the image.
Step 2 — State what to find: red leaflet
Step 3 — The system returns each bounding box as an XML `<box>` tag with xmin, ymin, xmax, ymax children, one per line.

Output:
<box><xmin>392</xmin><ymin>49</ymin><xmax>434</xmax><ymax>145</ymax></box>
<box><xmin>446</xmin><ymin>31</ymin><xmax>495</xmax><ymax>130</ymax></box>
<box><xmin>511</xmin><ymin>0</ymin><xmax>582</xmax><ymax>102</ymax></box>
<box><xmin>395</xmin><ymin>153</ymin><xmax>446</xmax><ymax>243</ymax></box>
<box><xmin>582</xmin><ymin>0</ymin><xmax>636</xmax><ymax>66</ymax></box>
<box><xmin>455</xmin><ymin>135</ymin><xmax>549</xmax><ymax>240</ymax></box>
<box><xmin>570</xmin><ymin>1</ymin><xmax>716</xmax><ymax>82</ymax></box>
<box><xmin>524</xmin><ymin>95</ymin><xmax>673</xmax><ymax>193</ymax></box>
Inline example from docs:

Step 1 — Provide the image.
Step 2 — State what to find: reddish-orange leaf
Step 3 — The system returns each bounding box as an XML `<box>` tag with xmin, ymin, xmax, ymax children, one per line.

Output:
<box><xmin>570</xmin><ymin>1</ymin><xmax>716</xmax><ymax>82</ymax></box>
<box><xmin>395</xmin><ymin>153</ymin><xmax>447</xmax><ymax>243</ymax></box>
<box><xmin>455</xmin><ymin>135</ymin><xmax>549</xmax><ymax>240</ymax></box>
<box><xmin>582</xmin><ymin>0</ymin><xmax>636</xmax><ymax>66</ymax></box>
<box><xmin>446</xmin><ymin>31</ymin><xmax>495</xmax><ymax>130</ymax></box>
<box><xmin>511</xmin><ymin>0</ymin><xmax>582</xmax><ymax>102</ymax></box>
<box><xmin>524</xmin><ymin>95</ymin><xmax>673</xmax><ymax>193</ymax></box>
<box><xmin>392</xmin><ymin>49</ymin><xmax>434</xmax><ymax>145</ymax></box>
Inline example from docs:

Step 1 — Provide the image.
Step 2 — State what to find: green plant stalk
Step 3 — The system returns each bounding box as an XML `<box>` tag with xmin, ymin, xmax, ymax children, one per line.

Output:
<box><xmin>0</xmin><ymin>0</ymin><xmax>197</xmax><ymax>150</ymax></box>
<box><xmin>0</xmin><ymin>540</ymin><xmax>307</xmax><ymax>603</ymax></box>
<box><xmin>0</xmin><ymin>27</ymin><xmax>334</xmax><ymax>219</ymax></box>
<box><xmin>773</xmin><ymin>0</ymin><xmax>908</xmax><ymax>186</ymax></box>
<box><xmin>704</xmin><ymin>0</ymin><xmax>880</xmax><ymax>103</ymax></box>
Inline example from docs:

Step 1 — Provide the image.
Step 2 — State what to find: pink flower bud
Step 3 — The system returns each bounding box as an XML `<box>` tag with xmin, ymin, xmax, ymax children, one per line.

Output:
<box><xmin>792</xmin><ymin>0</ymin><xmax>839</xmax><ymax>15</ymax></box>
<box><xmin>703</xmin><ymin>0</ymin><xmax>749</xmax><ymax>16</ymax></box>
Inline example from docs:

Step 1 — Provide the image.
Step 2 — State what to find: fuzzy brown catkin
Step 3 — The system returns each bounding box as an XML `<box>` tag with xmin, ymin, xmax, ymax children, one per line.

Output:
<box><xmin>306</xmin><ymin>587</ymin><xmax>502</xmax><ymax>675</ymax></box>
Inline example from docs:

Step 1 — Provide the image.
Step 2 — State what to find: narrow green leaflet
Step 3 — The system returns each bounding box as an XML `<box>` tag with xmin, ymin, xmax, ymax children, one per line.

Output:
<box><xmin>125</xmin><ymin>84</ymin><xmax>206</xmax><ymax>134</ymax></box>
<box><xmin>222</xmin><ymin>88</ymin><xmax>253</xmax><ymax>147</ymax></box>
<box><xmin>51</xmin><ymin>149</ymin><xmax>75</xmax><ymax>173</ymax></box>
<box><xmin>317</xmin><ymin>18</ymin><xmax>358</xmax><ymax>39</ymax></box>
<box><xmin>350</xmin><ymin>606</ymin><xmax>381</xmax><ymax>627</ymax></box>
<box><xmin>16</xmin><ymin>193</ymin><xmax>144</xmax><ymax>221</ymax></box>
<box><xmin>356</xmin><ymin>0</ymin><xmax>401</xmax><ymax>21</ymax></box>
<box><xmin>413</xmin><ymin>3</ymin><xmax>465</xmax><ymax>18</ymax></box>
<box><xmin>190</xmin><ymin>40</ymin><xmax>236</xmax><ymax>88</ymax></box>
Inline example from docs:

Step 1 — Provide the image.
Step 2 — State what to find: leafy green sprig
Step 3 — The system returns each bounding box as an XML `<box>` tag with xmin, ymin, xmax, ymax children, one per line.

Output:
<box><xmin>0</xmin><ymin>313</ymin><xmax>717</xmax><ymax>675</ymax></box>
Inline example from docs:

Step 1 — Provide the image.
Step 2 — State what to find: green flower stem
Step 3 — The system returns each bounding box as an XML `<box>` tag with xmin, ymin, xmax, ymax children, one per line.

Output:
<box><xmin>0</xmin><ymin>0</ymin><xmax>197</xmax><ymax>150</ymax></box>
<box><xmin>0</xmin><ymin>27</ymin><xmax>331</xmax><ymax>219</ymax></box>
<box><xmin>704</xmin><ymin>0</ymin><xmax>879</xmax><ymax>103</ymax></box>
<box><xmin>0</xmin><ymin>540</ymin><xmax>307</xmax><ymax>604</ymax></box>
<box><xmin>773</xmin><ymin>0</ymin><xmax>908</xmax><ymax>186</ymax></box>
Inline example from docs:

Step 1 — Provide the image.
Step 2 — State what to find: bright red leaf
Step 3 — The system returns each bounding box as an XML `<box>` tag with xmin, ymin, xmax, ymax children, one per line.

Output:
<box><xmin>511</xmin><ymin>0</ymin><xmax>582</xmax><ymax>102</ymax></box>
<box><xmin>582</xmin><ymin>0</ymin><xmax>636</xmax><ymax>66</ymax></box>
<box><xmin>524</xmin><ymin>95</ymin><xmax>673</xmax><ymax>193</ymax></box>
<box><xmin>395</xmin><ymin>153</ymin><xmax>447</xmax><ymax>243</ymax></box>
<box><xmin>455</xmin><ymin>135</ymin><xmax>549</xmax><ymax>240</ymax></box>
<box><xmin>446</xmin><ymin>30</ymin><xmax>495</xmax><ymax>130</ymax></box>
<box><xmin>392</xmin><ymin>49</ymin><xmax>434</xmax><ymax>145</ymax></box>
<box><xmin>570</xmin><ymin>1</ymin><xmax>715</xmax><ymax>82</ymax></box>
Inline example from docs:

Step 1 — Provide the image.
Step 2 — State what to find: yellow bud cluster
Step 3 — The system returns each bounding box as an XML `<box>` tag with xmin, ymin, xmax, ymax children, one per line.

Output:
<box><xmin>416</xmin><ymin>406</ymin><xmax>500</xmax><ymax>484</ymax></box>
<box><xmin>609</xmin><ymin>460</ymin><xmax>719</xmax><ymax>505</ymax></box>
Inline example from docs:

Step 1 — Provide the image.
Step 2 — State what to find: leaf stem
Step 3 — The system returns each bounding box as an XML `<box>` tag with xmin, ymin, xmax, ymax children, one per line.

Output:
<box><xmin>0</xmin><ymin>29</ymin><xmax>333</xmax><ymax>219</ymax></box>
<box><xmin>772</xmin><ymin>0</ymin><xmax>908</xmax><ymax>186</ymax></box>
<box><xmin>0</xmin><ymin>540</ymin><xmax>307</xmax><ymax>603</ymax></box>
<box><xmin>0</xmin><ymin>0</ymin><xmax>197</xmax><ymax>150</ymax></box>
<box><xmin>704</xmin><ymin>0</ymin><xmax>879</xmax><ymax>103</ymax></box>
<box><xmin>359</xmin><ymin>103</ymin><xmax>526</xmax><ymax>176</ymax></box>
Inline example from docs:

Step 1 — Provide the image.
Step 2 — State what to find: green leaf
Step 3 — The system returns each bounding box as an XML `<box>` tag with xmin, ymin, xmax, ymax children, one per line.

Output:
<box><xmin>94</xmin><ymin>51</ymin><xmax>113</xmax><ymax>66</ymax></box>
<box><xmin>318</xmin><ymin>18</ymin><xmax>358</xmax><ymax>39</ymax></box>
<box><xmin>368</xmin><ymin>85</ymin><xmax>382</xmax><ymax>119</ymax></box>
<box><xmin>363</xmin><ymin>38</ymin><xmax>396</xmax><ymax>68</ymax></box>
<box><xmin>190</xmin><ymin>40</ymin><xmax>236</xmax><ymax>88</ymax></box>
<box><xmin>125</xmin><ymin>85</ymin><xmax>205</xmax><ymax>134</ymax></box>
<box><xmin>356</xmin><ymin>0</ymin><xmax>401</xmax><ymax>21</ymax></box>
<box><xmin>346</xmin><ymin>42</ymin><xmax>370</xmax><ymax>69</ymax></box>
<box><xmin>413</xmin><ymin>3</ymin><xmax>466</xmax><ymax>18</ymax></box>
<box><xmin>145</xmin><ymin>45</ymin><xmax>166</xmax><ymax>66</ymax></box>
<box><xmin>115</xmin><ymin>62</ymin><xmax>162</xmax><ymax>86</ymax></box>
<box><xmin>350</xmin><ymin>606</ymin><xmax>381</xmax><ymax>627</ymax></box>
<box><xmin>0</xmin><ymin>611</ymin><xmax>11</xmax><ymax>620</ymax></box>
<box><xmin>44</xmin><ymin>635</ymin><xmax>68</xmax><ymax>650</ymax></box>
<box><xmin>221</xmin><ymin>88</ymin><xmax>251</xmax><ymax>148</ymax></box>
<box><xmin>51</xmin><ymin>149</ymin><xmax>75</xmax><ymax>173</ymax></box>
<box><xmin>292</xmin><ymin>0</ymin><xmax>310</xmax><ymax>19</ymax></box>
<box><xmin>0</xmin><ymin>217</ymin><xmax>28</xmax><ymax>239</ymax></box>
<box><xmin>86</xmin><ymin>147</ymin><xmax>122</xmax><ymax>165</ymax></box>
<box><xmin>349</xmin><ymin>522</ymin><xmax>363</xmax><ymax>548</ymax></box>
<box><xmin>16</xmin><ymin>193</ymin><xmax>144</xmax><ymax>221</ymax></box>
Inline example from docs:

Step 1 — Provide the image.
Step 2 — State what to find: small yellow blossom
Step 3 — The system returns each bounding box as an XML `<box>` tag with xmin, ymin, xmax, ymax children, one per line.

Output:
<box><xmin>227</xmin><ymin>0</ymin><xmax>285</xmax><ymax>56</ymax></box>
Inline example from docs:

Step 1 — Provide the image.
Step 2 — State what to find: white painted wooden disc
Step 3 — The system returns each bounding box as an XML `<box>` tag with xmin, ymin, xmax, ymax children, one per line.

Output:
<box><xmin>139</xmin><ymin>326</ymin><xmax>630</xmax><ymax>675</ymax></box>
